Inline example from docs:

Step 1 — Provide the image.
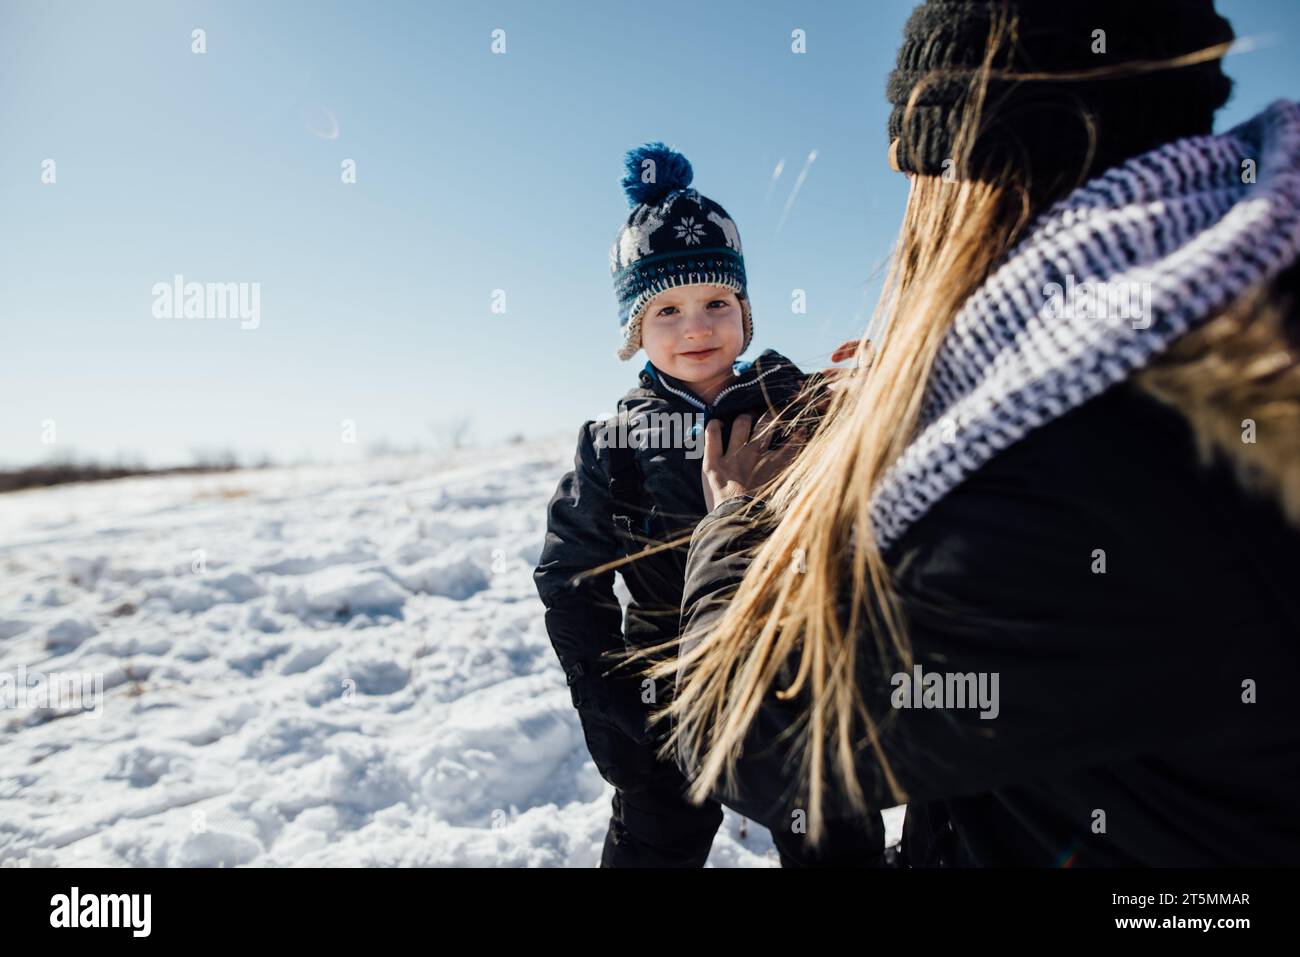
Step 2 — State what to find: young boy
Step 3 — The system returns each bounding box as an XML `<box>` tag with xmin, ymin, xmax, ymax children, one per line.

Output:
<box><xmin>533</xmin><ymin>143</ymin><xmax>886</xmax><ymax>867</ymax></box>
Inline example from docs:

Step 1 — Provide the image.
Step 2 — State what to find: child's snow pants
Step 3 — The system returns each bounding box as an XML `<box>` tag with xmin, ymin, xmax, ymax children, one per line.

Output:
<box><xmin>598</xmin><ymin>762</ymin><xmax>891</xmax><ymax>867</ymax></box>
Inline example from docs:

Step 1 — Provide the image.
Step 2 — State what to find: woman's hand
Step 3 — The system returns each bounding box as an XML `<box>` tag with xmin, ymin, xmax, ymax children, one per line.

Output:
<box><xmin>829</xmin><ymin>339</ymin><xmax>861</xmax><ymax>364</ymax></box>
<box><xmin>801</xmin><ymin>338</ymin><xmax>874</xmax><ymax>418</ymax></box>
<box><xmin>701</xmin><ymin>412</ymin><xmax>802</xmax><ymax>512</ymax></box>
<box><xmin>822</xmin><ymin>338</ymin><xmax>873</xmax><ymax>395</ymax></box>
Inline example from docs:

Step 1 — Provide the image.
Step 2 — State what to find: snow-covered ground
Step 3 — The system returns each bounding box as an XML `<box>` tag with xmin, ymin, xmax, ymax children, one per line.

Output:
<box><xmin>0</xmin><ymin>439</ymin><xmax>901</xmax><ymax>867</ymax></box>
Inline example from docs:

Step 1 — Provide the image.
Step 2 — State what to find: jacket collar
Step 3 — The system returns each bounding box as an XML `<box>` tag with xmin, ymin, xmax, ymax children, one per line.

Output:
<box><xmin>638</xmin><ymin>349</ymin><xmax>797</xmax><ymax>413</ymax></box>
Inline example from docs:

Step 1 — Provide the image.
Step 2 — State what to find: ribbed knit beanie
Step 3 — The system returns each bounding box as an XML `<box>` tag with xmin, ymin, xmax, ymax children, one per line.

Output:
<box><xmin>886</xmin><ymin>0</ymin><xmax>1235</xmax><ymax>188</ymax></box>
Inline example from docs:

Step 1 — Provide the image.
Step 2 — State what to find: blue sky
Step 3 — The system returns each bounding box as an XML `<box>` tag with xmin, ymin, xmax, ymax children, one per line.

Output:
<box><xmin>2</xmin><ymin>0</ymin><xmax>1297</xmax><ymax>467</ymax></box>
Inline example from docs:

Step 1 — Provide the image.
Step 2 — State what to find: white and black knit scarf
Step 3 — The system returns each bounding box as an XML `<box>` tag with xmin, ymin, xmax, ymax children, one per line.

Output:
<box><xmin>870</xmin><ymin>98</ymin><xmax>1300</xmax><ymax>552</ymax></box>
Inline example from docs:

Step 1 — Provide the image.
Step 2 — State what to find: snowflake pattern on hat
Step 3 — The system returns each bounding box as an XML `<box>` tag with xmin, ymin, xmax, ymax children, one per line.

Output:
<box><xmin>674</xmin><ymin>217</ymin><xmax>706</xmax><ymax>245</ymax></box>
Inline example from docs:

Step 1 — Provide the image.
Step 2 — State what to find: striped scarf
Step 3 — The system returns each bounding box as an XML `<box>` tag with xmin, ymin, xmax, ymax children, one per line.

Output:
<box><xmin>871</xmin><ymin>98</ymin><xmax>1300</xmax><ymax>552</ymax></box>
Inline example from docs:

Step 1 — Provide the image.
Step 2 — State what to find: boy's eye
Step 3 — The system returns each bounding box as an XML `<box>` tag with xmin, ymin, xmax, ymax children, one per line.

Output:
<box><xmin>655</xmin><ymin>299</ymin><xmax>729</xmax><ymax>316</ymax></box>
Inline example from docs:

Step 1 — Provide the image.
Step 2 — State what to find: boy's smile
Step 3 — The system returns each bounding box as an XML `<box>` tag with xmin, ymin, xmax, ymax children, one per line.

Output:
<box><xmin>640</xmin><ymin>284</ymin><xmax>745</xmax><ymax>406</ymax></box>
<box><xmin>679</xmin><ymin>346</ymin><xmax>719</xmax><ymax>360</ymax></box>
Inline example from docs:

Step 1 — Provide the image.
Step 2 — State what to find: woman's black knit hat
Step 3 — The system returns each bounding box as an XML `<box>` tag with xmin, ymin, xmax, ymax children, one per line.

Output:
<box><xmin>886</xmin><ymin>0</ymin><xmax>1236</xmax><ymax>186</ymax></box>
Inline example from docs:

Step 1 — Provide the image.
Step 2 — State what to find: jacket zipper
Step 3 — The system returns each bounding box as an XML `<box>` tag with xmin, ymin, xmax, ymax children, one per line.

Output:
<box><xmin>652</xmin><ymin>363</ymin><xmax>785</xmax><ymax>414</ymax></box>
<box><xmin>655</xmin><ymin>376</ymin><xmax>707</xmax><ymax>411</ymax></box>
<box><xmin>711</xmin><ymin>365</ymin><xmax>784</xmax><ymax>407</ymax></box>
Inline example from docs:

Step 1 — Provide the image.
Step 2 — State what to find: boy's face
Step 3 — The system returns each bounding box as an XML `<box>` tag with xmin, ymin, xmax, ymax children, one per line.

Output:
<box><xmin>640</xmin><ymin>284</ymin><xmax>744</xmax><ymax>385</ymax></box>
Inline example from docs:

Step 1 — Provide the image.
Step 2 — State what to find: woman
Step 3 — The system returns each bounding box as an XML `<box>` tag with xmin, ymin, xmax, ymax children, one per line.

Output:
<box><xmin>652</xmin><ymin>0</ymin><xmax>1300</xmax><ymax>866</ymax></box>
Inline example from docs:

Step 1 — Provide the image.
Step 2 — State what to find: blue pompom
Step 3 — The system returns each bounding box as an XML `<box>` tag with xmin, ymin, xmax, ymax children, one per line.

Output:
<box><xmin>620</xmin><ymin>142</ymin><xmax>693</xmax><ymax>207</ymax></box>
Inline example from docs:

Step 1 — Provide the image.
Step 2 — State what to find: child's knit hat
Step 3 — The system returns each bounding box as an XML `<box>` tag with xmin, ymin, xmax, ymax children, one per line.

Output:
<box><xmin>609</xmin><ymin>143</ymin><xmax>751</xmax><ymax>361</ymax></box>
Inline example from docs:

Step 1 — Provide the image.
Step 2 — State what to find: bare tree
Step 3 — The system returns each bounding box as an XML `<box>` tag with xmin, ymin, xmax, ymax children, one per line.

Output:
<box><xmin>427</xmin><ymin>417</ymin><xmax>473</xmax><ymax>452</ymax></box>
